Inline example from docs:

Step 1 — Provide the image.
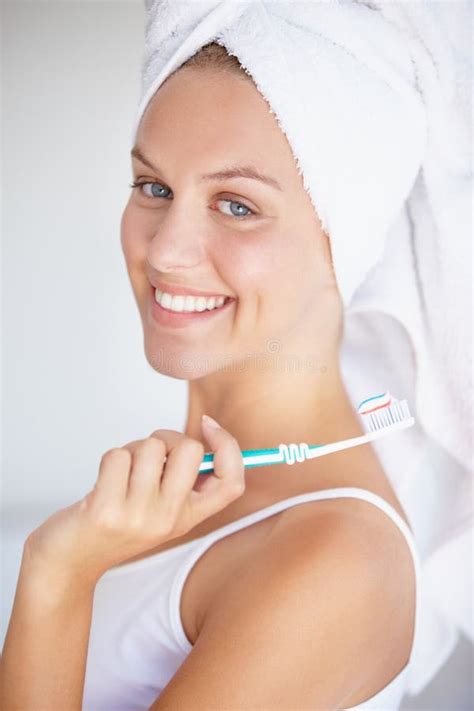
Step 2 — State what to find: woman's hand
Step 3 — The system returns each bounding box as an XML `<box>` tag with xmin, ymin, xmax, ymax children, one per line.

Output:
<box><xmin>24</xmin><ymin>416</ymin><xmax>246</xmax><ymax>585</ymax></box>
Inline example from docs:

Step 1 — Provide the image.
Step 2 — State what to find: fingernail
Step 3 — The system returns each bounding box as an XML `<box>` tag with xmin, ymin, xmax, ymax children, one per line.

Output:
<box><xmin>202</xmin><ymin>414</ymin><xmax>221</xmax><ymax>429</ymax></box>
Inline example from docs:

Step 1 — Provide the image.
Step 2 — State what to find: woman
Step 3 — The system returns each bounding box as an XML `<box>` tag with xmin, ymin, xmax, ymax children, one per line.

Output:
<box><xmin>0</xmin><ymin>42</ymin><xmax>418</xmax><ymax>710</ymax></box>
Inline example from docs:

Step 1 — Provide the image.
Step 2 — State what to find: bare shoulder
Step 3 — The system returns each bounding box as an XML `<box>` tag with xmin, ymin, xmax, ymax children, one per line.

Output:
<box><xmin>270</xmin><ymin>492</ymin><xmax>418</xmax><ymax>646</ymax></box>
<box><xmin>260</xmin><ymin>495</ymin><xmax>418</xmax><ymax>703</ymax></box>
<box><xmin>262</xmin><ymin>491</ymin><xmax>417</xmax><ymax>606</ymax></box>
<box><xmin>156</xmin><ymin>495</ymin><xmax>417</xmax><ymax>710</ymax></box>
<box><xmin>274</xmin><ymin>490</ymin><xmax>416</xmax><ymax>555</ymax></box>
<box><xmin>247</xmin><ymin>495</ymin><xmax>416</xmax><ymax>692</ymax></box>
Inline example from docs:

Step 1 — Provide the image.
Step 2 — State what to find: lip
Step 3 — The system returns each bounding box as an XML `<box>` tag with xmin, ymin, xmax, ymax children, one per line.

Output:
<box><xmin>151</xmin><ymin>279</ymin><xmax>230</xmax><ymax>299</ymax></box>
<box><xmin>148</xmin><ymin>284</ymin><xmax>235</xmax><ymax>329</ymax></box>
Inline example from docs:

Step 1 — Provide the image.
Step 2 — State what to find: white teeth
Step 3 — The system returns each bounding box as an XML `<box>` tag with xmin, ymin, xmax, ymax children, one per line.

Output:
<box><xmin>183</xmin><ymin>295</ymin><xmax>197</xmax><ymax>312</ymax></box>
<box><xmin>158</xmin><ymin>292</ymin><xmax>172</xmax><ymax>309</ymax></box>
<box><xmin>194</xmin><ymin>296</ymin><xmax>207</xmax><ymax>312</ymax></box>
<box><xmin>155</xmin><ymin>289</ymin><xmax>228</xmax><ymax>313</ymax></box>
<box><xmin>169</xmin><ymin>295</ymin><xmax>185</xmax><ymax>312</ymax></box>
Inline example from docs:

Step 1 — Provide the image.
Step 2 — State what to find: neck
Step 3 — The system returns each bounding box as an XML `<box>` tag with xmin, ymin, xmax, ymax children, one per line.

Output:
<box><xmin>187</xmin><ymin>363</ymin><xmax>356</xmax><ymax>440</ymax></box>
<box><xmin>183</xmin><ymin>355</ymin><xmax>382</xmax><ymax>503</ymax></box>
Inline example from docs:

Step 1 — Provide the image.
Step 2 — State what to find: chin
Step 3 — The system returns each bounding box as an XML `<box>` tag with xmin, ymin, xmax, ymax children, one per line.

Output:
<box><xmin>143</xmin><ymin>342</ymin><xmax>219</xmax><ymax>381</ymax></box>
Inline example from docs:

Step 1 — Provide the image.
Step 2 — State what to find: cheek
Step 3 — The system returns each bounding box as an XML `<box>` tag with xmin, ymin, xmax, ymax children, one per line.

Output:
<box><xmin>231</xmin><ymin>226</ymin><xmax>310</xmax><ymax>304</ymax></box>
<box><xmin>120</xmin><ymin>202</ymin><xmax>149</xmax><ymax>265</ymax></box>
<box><xmin>218</xmin><ymin>227</ymin><xmax>283</xmax><ymax>290</ymax></box>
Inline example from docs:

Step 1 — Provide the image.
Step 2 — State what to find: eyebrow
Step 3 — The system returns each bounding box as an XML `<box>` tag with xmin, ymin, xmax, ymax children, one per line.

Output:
<box><xmin>131</xmin><ymin>145</ymin><xmax>283</xmax><ymax>192</ymax></box>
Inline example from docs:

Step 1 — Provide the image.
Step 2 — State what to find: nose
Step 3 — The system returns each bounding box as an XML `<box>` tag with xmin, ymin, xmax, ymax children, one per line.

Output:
<box><xmin>147</xmin><ymin>204</ymin><xmax>206</xmax><ymax>273</ymax></box>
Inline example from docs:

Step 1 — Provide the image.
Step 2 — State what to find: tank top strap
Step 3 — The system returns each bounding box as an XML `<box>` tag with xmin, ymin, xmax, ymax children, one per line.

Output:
<box><xmin>168</xmin><ymin>486</ymin><xmax>421</xmax><ymax>654</ymax></box>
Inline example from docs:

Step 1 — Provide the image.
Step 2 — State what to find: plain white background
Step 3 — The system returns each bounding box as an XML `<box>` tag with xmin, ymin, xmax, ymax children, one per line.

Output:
<box><xmin>1</xmin><ymin>2</ymin><xmax>472</xmax><ymax>709</ymax></box>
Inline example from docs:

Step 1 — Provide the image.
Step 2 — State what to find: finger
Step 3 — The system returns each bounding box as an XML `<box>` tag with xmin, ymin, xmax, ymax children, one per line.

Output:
<box><xmin>121</xmin><ymin>438</ymin><xmax>149</xmax><ymax>456</ymax></box>
<box><xmin>149</xmin><ymin>429</ymin><xmax>189</xmax><ymax>451</ymax></box>
<box><xmin>158</xmin><ymin>439</ymin><xmax>205</xmax><ymax>519</ymax></box>
<box><xmin>148</xmin><ymin>429</ymin><xmax>192</xmax><ymax>469</ymax></box>
<box><xmin>94</xmin><ymin>447</ymin><xmax>132</xmax><ymax>506</ymax></box>
<box><xmin>126</xmin><ymin>437</ymin><xmax>167</xmax><ymax>504</ymax></box>
<box><xmin>188</xmin><ymin>416</ymin><xmax>245</xmax><ymax>522</ymax></box>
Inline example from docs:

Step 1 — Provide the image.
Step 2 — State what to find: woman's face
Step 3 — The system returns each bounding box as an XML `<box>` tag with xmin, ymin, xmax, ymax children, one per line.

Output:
<box><xmin>121</xmin><ymin>67</ymin><xmax>338</xmax><ymax>380</ymax></box>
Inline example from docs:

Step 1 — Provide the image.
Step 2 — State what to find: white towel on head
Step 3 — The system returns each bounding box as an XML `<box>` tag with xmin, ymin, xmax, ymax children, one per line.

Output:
<box><xmin>131</xmin><ymin>0</ymin><xmax>473</xmax><ymax>696</ymax></box>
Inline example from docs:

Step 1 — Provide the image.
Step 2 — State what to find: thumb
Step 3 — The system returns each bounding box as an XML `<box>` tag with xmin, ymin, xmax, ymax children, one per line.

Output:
<box><xmin>188</xmin><ymin>415</ymin><xmax>245</xmax><ymax>513</ymax></box>
<box><xmin>201</xmin><ymin>414</ymin><xmax>223</xmax><ymax>449</ymax></box>
<box><xmin>200</xmin><ymin>414</ymin><xmax>245</xmax><ymax>494</ymax></box>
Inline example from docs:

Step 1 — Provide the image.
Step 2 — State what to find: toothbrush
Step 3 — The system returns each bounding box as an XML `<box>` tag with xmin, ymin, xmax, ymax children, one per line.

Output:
<box><xmin>195</xmin><ymin>391</ymin><xmax>414</xmax><ymax>475</ymax></box>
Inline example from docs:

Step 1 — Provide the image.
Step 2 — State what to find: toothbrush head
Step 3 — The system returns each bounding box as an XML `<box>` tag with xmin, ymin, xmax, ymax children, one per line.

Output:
<box><xmin>357</xmin><ymin>392</ymin><xmax>413</xmax><ymax>432</ymax></box>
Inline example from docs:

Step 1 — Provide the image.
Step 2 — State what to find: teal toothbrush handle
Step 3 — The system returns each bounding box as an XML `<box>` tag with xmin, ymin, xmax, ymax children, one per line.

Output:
<box><xmin>197</xmin><ymin>444</ymin><xmax>324</xmax><ymax>475</ymax></box>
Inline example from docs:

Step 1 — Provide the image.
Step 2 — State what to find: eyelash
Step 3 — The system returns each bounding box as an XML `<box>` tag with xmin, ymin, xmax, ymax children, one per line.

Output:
<box><xmin>129</xmin><ymin>180</ymin><xmax>256</xmax><ymax>220</ymax></box>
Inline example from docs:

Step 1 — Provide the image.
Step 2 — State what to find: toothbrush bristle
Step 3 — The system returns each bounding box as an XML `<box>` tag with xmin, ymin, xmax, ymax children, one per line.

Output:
<box><xmin>359</xmin><ymin>398</ymin><xmax>411</xmax><ymax>432</ymax></box>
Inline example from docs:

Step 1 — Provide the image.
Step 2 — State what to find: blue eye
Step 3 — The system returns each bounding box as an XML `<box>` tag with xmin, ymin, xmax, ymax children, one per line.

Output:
<box><xmin>129</xmin><ymin>181</ymin><xmax>171</xmax><ymax>199</ymax></box>
<box><xmin>214</xmin><ymin>199</ymin><xmax>253</xmax><ymax>219</ymax></box>
<box><xmin>129</xmin><ymin>181</ymin><xmax>255</xmax><ymax>220</ymax></box>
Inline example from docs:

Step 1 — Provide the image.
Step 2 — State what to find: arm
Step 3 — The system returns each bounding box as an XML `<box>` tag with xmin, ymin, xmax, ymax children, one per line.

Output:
<box><xmin>0</xmin><ymin>423</ymin><xmax>246</xmax><ymax>710</ymax></box>
<box><xmin>148</xmin><ymin>507</ymin><xmax>414</xmax><ymax>710</ymax></box>
<box><xmin>0</xmin><ymin>543</ymin><xmax>96</xmax><ymax>711</ymax></box>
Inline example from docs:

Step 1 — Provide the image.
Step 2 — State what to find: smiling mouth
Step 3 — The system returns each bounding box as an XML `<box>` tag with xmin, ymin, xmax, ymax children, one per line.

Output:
<box><xmin>148</xmin><ymin>285</ymin><xmax>236</xmax><ymax>327</ymax></box>
<box><xmin>153</xmin><ymin>287</ymin><xmax>234</xmax><ymax>314</ymax></box>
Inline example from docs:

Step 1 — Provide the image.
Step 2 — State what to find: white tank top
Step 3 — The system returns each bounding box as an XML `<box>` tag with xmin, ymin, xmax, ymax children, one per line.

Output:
<box><xmin>82</xmin><ymin>487</ymin><xmax>421</xmax><ymax>710</ymax></box>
